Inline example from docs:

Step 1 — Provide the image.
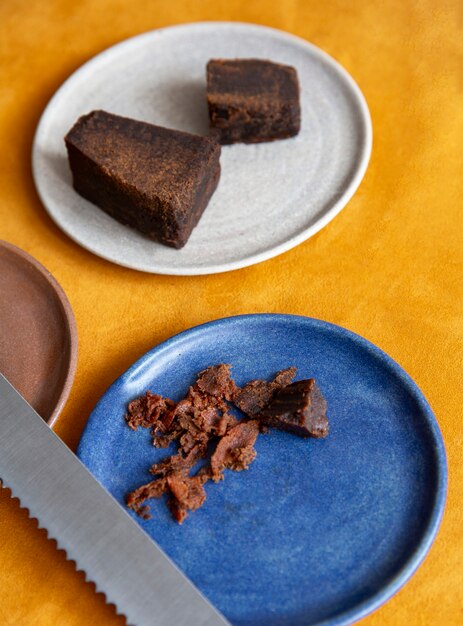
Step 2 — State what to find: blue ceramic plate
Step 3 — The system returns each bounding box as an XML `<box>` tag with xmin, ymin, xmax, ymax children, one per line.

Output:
<box><xmin>77</xmin><ymin>315</ymin><xmax>447</xmax><ymax>626</ymax></box>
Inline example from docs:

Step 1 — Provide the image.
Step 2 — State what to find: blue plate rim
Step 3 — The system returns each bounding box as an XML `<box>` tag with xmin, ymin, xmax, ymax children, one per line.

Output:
<box><xmin>78</xmin><ymin>313</ymin><xmax>448</xmax><ymax>626</ymax></box>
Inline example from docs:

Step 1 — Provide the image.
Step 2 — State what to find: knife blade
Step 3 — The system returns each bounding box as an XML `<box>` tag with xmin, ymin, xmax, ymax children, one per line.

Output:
<box><xmin>0</xmin><ymin>373</ymin><xmax>230</xmax><ymax>626</ymax></box>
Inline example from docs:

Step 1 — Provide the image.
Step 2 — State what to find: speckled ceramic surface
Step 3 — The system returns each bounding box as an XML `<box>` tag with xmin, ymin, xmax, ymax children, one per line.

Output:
<box><xmin>77</xmin><ymin>314</ymin><xmax>446</xmax><ymax>626</ymax></box>
<box><xmin>32</xmin><ymin>22</ymin><xmax>372</xmax><ymax>275</ymax></box>
<box><xmin>0</xmin><ymin>240</ymin><xmax>77</xmax><ymax>426</ymax></box>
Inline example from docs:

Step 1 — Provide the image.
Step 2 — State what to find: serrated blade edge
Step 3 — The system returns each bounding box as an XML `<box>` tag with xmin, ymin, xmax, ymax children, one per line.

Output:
<box><xmin>0</xmin><ymin>373</ymin><xmax>229</xmax><ymax>626</ymax></box>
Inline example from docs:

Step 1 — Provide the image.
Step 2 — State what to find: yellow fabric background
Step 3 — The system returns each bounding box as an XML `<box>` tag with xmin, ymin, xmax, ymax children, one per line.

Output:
<box><xmin>0</xmin><ymin>0</ymin><xmax>461</xmax><ymax>624</ymax></box>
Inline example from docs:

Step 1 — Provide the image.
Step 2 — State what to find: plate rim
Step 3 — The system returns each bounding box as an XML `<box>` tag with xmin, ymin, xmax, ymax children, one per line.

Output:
<box><xmin>77</xmin><ymin>313</ymin><xmax>447</xmax><ymax>626</ymax></box>
<box><xmin>0</xmin><ymin>240</ymin><xmax>78</xmax><ymax>426</ymax></box>
<box><xmin>32</xmin><ymin>21</ymin><xmax>373</xmax><ymax>276</ymax></box>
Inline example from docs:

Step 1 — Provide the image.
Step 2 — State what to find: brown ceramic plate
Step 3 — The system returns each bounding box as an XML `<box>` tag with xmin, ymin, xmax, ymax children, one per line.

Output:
<box><xmin>0</xmin><ymin>240</ymin><xmax>77</xmax><ymax>427</ymax></box>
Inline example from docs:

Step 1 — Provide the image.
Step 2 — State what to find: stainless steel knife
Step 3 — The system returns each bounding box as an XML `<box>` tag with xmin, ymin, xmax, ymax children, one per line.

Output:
<box><xmin>0</xmin><ymin>373</ymin><xmax>230</xmax><ymax>626</ymax></box>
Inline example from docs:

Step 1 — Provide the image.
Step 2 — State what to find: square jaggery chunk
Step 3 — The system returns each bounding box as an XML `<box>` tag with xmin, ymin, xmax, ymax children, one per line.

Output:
<box><xmin>206</xmin><ymin>59</ymin><xmax>301</xmax><ymax>144</ymax></box>
<box><xmin>260</xmin><ymin>379</ymin><xmax>329</xmax><ymax>438</ymax></box>
<box><xmin>65</xmin><ymin>110</ymin><xmax>221</xmax><ymax>249</ymax></box>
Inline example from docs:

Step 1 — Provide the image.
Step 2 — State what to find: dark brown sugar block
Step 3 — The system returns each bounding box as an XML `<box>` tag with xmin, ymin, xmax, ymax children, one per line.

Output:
<box><xmin>65</xmin><ymin>110</ymin><xmax>221</xmax><ymax>249</ymax></box>
<box><xmin>206</xmin><ymin>59</ymin><xmax>301</xmax><ymax>144</ymax></box>
<box><xmin>259</xmin><ymin>379</ymin><xmax>329</xmax><ymax>438</ymax></box>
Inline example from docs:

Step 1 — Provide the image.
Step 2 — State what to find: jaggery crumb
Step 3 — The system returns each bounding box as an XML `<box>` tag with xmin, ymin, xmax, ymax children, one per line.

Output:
<box><xmin>196</xmin><ymin>363</ymin><xmax>237</xmax><ymax>400</ymax></box>
<box><xmin>126</xmin><ymin>477</ymin><xmax>168</xmax><ymax>518</ymax></box>
<box><xmin>210</xmin><ymin>420</ymin><xmax>260</xmax><ymax>482</ymax></box>
<box><xmin>167</xmin><ymin>474</ymin><xmax>207</xmax><ymax>524</ymax></box>
<box><xmin>125</xmin><ymin>391</ymin><xmax>173</xmax><ymax>430</ymax></box>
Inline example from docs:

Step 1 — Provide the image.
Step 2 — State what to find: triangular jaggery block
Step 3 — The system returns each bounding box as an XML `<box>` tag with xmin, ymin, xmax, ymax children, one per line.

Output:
<box><xmin>65</xmin><ymin>110</ymin><xmax>221</xmax><ymax>248</ymax></box>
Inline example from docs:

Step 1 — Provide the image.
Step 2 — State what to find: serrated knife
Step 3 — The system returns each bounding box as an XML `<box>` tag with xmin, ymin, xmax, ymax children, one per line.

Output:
<box><xmin>0</xmin><ymin>373</ymin><xmax>230</xmax><ymax>626</ymax></box>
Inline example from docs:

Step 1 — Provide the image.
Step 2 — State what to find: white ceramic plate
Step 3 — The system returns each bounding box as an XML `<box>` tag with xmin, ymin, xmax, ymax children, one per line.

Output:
<box><xmin>32</xmin><ymin>22</ymin><xmax>372</xmax><ymax>275</ymax></box>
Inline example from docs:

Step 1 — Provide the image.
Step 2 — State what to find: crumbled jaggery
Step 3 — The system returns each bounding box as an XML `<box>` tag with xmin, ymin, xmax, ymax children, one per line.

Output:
<box><xmin>125</xmin><ymin>364</ymin><xmax>329</xmax><ymax>523</ymax></box>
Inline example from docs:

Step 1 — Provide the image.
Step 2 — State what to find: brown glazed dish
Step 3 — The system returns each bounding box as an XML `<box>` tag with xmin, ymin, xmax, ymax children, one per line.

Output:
<box><xmin>0</xmin><ymin>241</ymin><xmax>77</xmax><ymax>426</ymax></box>
<box><xmin>65</xmin><ymin>110</ymin><xmax>222</xmax><ymax>249</ymax></box>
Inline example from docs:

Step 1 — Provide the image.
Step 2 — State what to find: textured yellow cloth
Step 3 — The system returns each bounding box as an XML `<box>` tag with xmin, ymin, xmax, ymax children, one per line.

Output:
<box><xmin>0</xmin><ymin>1</ymin><xmax>461</xmax><ymax>624</ymax></box>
